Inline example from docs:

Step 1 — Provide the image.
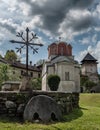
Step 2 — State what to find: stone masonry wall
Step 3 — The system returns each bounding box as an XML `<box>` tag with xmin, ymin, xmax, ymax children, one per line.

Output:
<box><xmin>0</xmin><ymin>91</ymin><xmax>79</xmax><ymax>118</ymax></box>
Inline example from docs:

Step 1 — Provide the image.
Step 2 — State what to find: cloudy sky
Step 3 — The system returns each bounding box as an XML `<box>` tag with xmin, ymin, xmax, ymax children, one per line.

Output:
<box><xmin>0</xmin><ymin>0</ymin><xmax>100</xmax><ymax>72</ymax></box>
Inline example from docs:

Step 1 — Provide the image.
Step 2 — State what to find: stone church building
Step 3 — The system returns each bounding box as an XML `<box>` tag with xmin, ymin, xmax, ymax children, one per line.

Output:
<box><xmin>42</xmin><ymin>41</ymin><xmax>80</xmax><ymax>92</ymax></box>
<box><xmin>81</xmin><ymin>53</ymin><xmax>99</xmax><ymax>83</ymax></box>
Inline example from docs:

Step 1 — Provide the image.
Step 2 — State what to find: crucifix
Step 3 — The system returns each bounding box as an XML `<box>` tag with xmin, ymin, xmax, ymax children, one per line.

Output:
<box><xmin>10</xmin><ymin>27</ymin><xmax>43</xmax><ymax>77</ymax></box>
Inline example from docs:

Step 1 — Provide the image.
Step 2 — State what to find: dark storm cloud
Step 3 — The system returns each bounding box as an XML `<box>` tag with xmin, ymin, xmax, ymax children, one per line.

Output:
<box><xmin>0</xmin><ymin>22</ymin><xmax>16</xmax><ymax>34</ymax></box>
<box><xmin>72</xmin><ymin>0</ymin><xmax>95</xmax><ymax>9</ymax></box>
<box><xmin>73</xmin><ymin>17</ymin><xmax>93</xmax><ymax>31</ymax></box>
<box><xmin>18</xmin><ymin>0</ymin><xmax>95</xmax><ymax>34</ymax></box>
<box><xmin>66</xmin><ymin>14</ymin><xmax>94</xmax><ymax>32</ymax></box>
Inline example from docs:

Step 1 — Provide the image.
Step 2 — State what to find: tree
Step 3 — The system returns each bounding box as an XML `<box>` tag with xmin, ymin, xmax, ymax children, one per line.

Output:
<box><xmin>47</xmin><ymin>74</ymin><xmax>60</xmax><ymax>91</ymax></box>
<box><xmin>84</xmin><ymin>81</ymin><xmax>97</xmax><ymax>91</ymax></box>
<box><xmin>0</xmin><ymin>64</ymin><xmax>9</xmax><ymax>89</ymax></box>
<box><xmin>80</xmin><ymin>76</ymin><xmax>89</xmax><ymax>86</ymax></box>
<box><xmin>36</xmin><ymin>59</ymin><xmax>45</xmax><ymax>66</ymax></box>
<box><xmin>98</xmin><ymin>74</ymin><xmax>100</xmax><ymax>81</ymax></box>
<box><xmin>80</xmin><ymin>75</ymin><xmax>97</xmax><ymax>92</ymax></box>
<box><xmin>4</xmin><ymin>50</ymin><xmax>17</xmax><ymax>62</ymax></box>
<box><xmin>0</xmin><ymin>54</ymin><xmax>2</xmax><ymax>58</ymax></box>
<box><xmin>31</xmin><ymin>78</ymin><xmax>42</xmax><ymax>90</ymax></box>
<box><xmin>0</xmin><ymin>64</ymin><xmax>9</xmax><ymax>81</ymax></box>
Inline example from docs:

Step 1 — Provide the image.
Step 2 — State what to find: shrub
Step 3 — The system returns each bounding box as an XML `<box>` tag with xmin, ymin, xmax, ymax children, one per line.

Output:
<box><xmin>80</xmin><ymin>76</ymin><xmax>89</xmax><ymax>86</ymax></box>
<box><xmin>47</xmin><ymin>74</ymin><xmax>60</xmax><ymax>91</ymax></box>
<box><xmin>31</xmin><ymin>78</ymin><xmax>42</xmax><ymax>90</ymax></box>
<box><xmin>85</xmin><ymin>80</ymin><xmax>97</xmax><ymax>90</ymax></box>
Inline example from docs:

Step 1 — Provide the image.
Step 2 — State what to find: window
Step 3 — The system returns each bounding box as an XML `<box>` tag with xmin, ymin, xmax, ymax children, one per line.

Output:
<box><xmin>38</xmin><ymin>73</ymin><xmax>41</xmax><ymax>78</ymax></box>
<box><xmin>52</xmin><ymin>47</ymin><xmax>56</xmax><ymax>54</ymax></box>
<box><xmin>91</xmin><ymin>68</ymin><xmax>93</xmax><ymax>71</ymax></box>
<box><xmin>21</xmin><ymin>70</ymin><xmax>24</xmax><ymax>75</ymax></box>
<box><xmin>65</xmin><ymin>72</ymin><xmax>69</xmax><ymax>80</ymax></box>
<box><xmin>30</xmin><ymin>72</ymin><xmax>33</xmax><ymax>77</ymax></box>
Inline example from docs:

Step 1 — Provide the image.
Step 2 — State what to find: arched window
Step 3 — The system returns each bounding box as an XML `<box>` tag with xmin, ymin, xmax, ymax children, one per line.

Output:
<box><xmin>61</xmin><ymin>47</ymin><xmax>64</xmax><ymax>55</ymax></box>
<box><xmin>50</xmin><ymin>43</ymin><xmax>57</xmax><ymax>55</ymax></box>
<box><xmin>58</xmin><ymin>42</ymin><xmax>66</xmax><ymax>56</ymax></box>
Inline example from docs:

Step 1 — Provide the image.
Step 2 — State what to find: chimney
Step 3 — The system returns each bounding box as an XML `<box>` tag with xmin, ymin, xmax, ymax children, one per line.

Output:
<box><xmin>30</xmin><ymin>61</ymin><xmax>32</xmax><ymax>66</ymax></box>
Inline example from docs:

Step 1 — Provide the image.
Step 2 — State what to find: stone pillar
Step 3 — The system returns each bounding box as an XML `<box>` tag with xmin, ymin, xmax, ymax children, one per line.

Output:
<box><xmin>19</xmin><ymin>76</ymin><xmax>32</xmax><ymax>91</ymax></box>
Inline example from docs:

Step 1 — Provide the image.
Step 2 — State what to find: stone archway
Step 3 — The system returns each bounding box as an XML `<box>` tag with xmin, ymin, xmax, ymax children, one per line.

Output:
<box><xmin>23</xmin><ymin>95</ymin><xmax>62</xmax><ymax>122</ymax></box>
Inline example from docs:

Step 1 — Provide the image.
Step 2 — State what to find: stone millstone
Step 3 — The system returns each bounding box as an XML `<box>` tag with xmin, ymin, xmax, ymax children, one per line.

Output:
<box><xmin>23</xmin><ymin>95</ymin><xmax>62</xmax><ymax>122</ymax></box>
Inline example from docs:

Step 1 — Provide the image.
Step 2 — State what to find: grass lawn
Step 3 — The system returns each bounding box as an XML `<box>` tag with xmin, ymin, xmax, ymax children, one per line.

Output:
<box><xmin>0</xmin><ymin>94</ymin><xmax>100</xmax><ymax>130</ymax></box>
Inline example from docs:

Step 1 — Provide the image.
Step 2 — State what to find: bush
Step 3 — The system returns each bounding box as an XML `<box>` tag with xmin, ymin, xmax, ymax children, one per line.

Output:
<box><xmin>47</xmin><ymin>74</ymin><xmax>60</xmax><ymax>91</ymax></box>
<box><xmin>85</xmin><ymin>80</ymin><xmax>97</xmax><ymax>89</ymax></box>
<box><xmin>31</xmin><ymin>78</ymin><xmax>42</xmax><ymax>90</ymax></box>
<box><xmin>80</xmin><ymin>76</ymin><xmax>97</xmax><ymax>92</ymax></box>
<box><xmin>80</xmin><ymin>76</ymin><xmax>89</xmax><ymax>86</ymax></box>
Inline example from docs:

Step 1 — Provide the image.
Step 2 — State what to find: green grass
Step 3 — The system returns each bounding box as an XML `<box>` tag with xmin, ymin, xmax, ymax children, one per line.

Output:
<box><xmin>0</xmin><ymin>94</ymin><xmax>100</xmax><ymax>130</ymax></box>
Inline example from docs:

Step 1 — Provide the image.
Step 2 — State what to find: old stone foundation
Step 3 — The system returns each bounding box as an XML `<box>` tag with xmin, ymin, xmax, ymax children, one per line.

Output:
<box><xmin>0</xmin><ymin>91</ymin><xmax>79</xmax><ymax>123</ymax></box>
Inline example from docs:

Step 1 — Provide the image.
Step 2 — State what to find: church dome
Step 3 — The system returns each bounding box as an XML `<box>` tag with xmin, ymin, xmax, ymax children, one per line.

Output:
<box><xmin>48</xmin><ymin>41</ymin><xmax>72</xmax><ymax>58</ymax></box>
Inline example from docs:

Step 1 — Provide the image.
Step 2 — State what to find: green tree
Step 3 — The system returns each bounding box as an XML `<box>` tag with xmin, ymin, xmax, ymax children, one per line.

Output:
<box><xmin>98</xmin><ymin>74</ymin><xmax>100</xmax><ymax>81</ymax></box>
<box><xmin>36</xmin><ymin>59</ymin><xmax>45</xmax><ymax>66</ymax></box>
<box><xmin>0</xmin><ymin>54</ymin><xmax>2</xmax><ymax>58</ymax></box>
<box><xmin>4</xmin><ymin>50</ymin><xmax>17</xmax><ymax>62</ymax></box>
<box><xmin>80</xmin><ymin>76</ymin><xmax>89</xmax><ymax>86</ymax></box>
<box><xmin>47</xmin><ymin>74</ymin><xmax>60</xmax><ymax>91</ymax></box>
<box><xmin>84</xmin><ymin>80</ymin><xmax>97</xmax><ymax>91</ymax></box>
<box><xmin>0</xmin><ymin>64</ymin><xmax>9</xmax><ymax>89</ymax></box>
<box><xmin>80</xmin><ymin>76</ymin><xmax>97</xmax><ymax>92</ymax></box>
<box><xmin>0</xmin><ymin>64</ymin><xmax>9</xmax><ymax>81</ymax></box>
<box><xmin>31</xmin><ymin>78</ymin><xmax>42</xmax><ymax>90</ymax></box>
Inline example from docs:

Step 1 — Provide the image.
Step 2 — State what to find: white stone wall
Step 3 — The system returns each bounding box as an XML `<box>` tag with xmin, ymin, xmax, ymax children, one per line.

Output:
<box><xmin>81</xmin><ymin>65</ymin><xmax>86</xmax><ymax>75</ymax></box>
<box><xmin>74</xmin><ymin>65</ymin><xmax>80</xmax><ymax>92</ymax></box>
<box><xmin>81</xmin><ymin>63</ymin><xmax>99</xmax><ymax>83</ymax></box>
<box><xmin>58</xmin><ymin>81</ymin><xmax>75</xmax><ymax>92</ymax></box>
<box><xmin>42</xmin><ymin>74</ymin><xmax>48</xmax><ymax>91</ymax></box>
<box><xmin>81</xmin><ymin>63</ymin><xmax>97</xmax><ymax>75</ymax></box>
<box><xmin>42</xmin><ymin>63</ymin><xmax>47</xmax><ymax>91</ymax></box>
<box><xmin>48</xmin><ymin>66</ymin><xmax>55</xmax><ymax>75</ymax></box>
<box><xmin>42</xmin><ymin>60</ymin><xmax>80</xmax><ymax>92</ymax></box>
<box><xmin>56</xmin><ymin>62</ymin><xmax>75</xmax><ymax>81</ymax></box>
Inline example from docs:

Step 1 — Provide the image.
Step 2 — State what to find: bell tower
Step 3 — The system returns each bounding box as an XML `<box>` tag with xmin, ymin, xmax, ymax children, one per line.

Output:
<box><xmin>81</xmin><ymin>53</ymin><xmax>99</xmax><ymax>83</ymax></box>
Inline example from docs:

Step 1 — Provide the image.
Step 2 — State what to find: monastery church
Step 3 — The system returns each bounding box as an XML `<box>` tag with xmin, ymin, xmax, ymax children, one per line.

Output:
<box><xmin>42</xmin><ymin>41</ymin><xmax>80</xmax><ymax>92</ymax></box>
